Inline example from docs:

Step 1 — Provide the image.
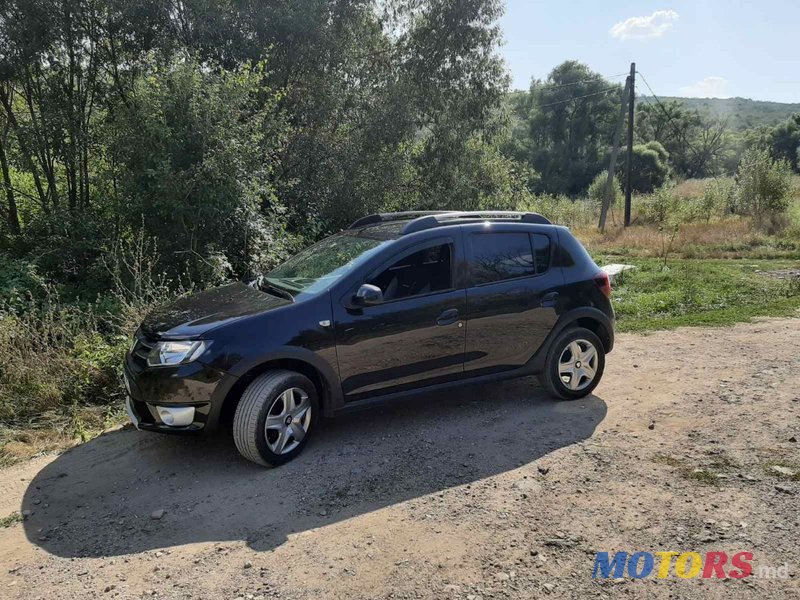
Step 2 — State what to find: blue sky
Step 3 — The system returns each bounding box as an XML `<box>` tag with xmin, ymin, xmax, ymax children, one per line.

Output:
<box><xmin>499</xmin><ymin>1</ymin><xmax>800</xmax><ymax>103</ymax></box>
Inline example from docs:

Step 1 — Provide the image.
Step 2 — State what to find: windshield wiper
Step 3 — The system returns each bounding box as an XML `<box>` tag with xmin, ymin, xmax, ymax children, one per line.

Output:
<box><xmin>251</xmin><ymin>276</ymin><xmax>295</xmax><ymax>302</ymax></box>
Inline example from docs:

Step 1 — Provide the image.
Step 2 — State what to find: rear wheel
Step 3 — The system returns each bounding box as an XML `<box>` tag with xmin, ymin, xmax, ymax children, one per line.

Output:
<box><xmin>233</xmin><ymin>370</ymin><xmax>319</xmax><ymax>467</ymax></box>
<box><xmin>538</xmin><ymin>327</ymin><xmax>605</xmax><ymax>400</ymax></box>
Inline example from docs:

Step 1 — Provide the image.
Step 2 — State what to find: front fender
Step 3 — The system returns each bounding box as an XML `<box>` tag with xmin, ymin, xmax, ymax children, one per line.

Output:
<box><xmin>210</xmin><ymin>346</ymin><xmax>344</xmax><ymax>421</ymax></box>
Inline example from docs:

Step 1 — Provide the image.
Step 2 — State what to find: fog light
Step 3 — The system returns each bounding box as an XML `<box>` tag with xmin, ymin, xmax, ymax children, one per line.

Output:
<box><xmin>154</xmin><ymin>405</ymin><xmax>195</xmax><ymax>427</ymax></box>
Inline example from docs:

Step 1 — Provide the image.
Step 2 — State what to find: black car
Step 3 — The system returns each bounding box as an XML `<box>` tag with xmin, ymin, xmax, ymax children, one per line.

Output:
<box><xmin>124</xmin><ymin>211</ymin><xmax>614</xmax><ymax>466</ymax></box>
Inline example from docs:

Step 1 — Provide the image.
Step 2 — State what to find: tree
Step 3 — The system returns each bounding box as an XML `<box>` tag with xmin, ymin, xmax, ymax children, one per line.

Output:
<box><xmin>0</xmin><ymin>102</ymin><xmax>20</xmax><ymax>234</ymax></box>
<box><xmin>734</xmin><ymin>147</ymin><xmax>792</xmax><ymax>230</ymax></box>
<box><xmin>587</xmin><ymin>170</ymin><xmax>622</xmax><ymax>207</ymax></box>
<box><xmin>623</xmin><ymin>141</ymin><xmax>670</xmax><ymax>193</ymax></box>
<box><xmin>0</xmin><ymin>0</ymin><xmax>516</xmax><ymax>288</ymax></box>
<box><xmin>769</xmin><ymin>114</ymin><xmax>800</xmax><ymax>172</ymax></box>
<box><xmin>635</xmin><ymin>100</ymin><xmax>729</xmax><ymax>178</ymax></box>
<box><xmin>505</xmin><ymin>61</ymin><xmax>622</xmax><ymax>195</ymax></box>
<box><xmin>108</xmin><ymin>59</ymin><xmax>292</xmax><ymax>282</ymax></box>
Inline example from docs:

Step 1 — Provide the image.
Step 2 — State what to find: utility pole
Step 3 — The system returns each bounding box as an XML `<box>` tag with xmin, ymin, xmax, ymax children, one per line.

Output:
<box><xmin>599</xmin><ymin>76</ymin><xmax>630</xmax><ymax>232</ymax></box>
<box><xmin>624</xmin><ymin>62</ymin><xmax>635</xmax><ymax>227</ymax></box>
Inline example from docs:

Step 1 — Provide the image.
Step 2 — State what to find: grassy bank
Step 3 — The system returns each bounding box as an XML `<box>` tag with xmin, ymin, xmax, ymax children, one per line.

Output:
<box><xmin>608</xmin><ymin>258</ymin><xmax>800</xmax><ymax>332</ymax></box>
<box><xmin>577</xmin><ymin>220</ymin><xmax>800</xmax><ymax>260</ymax></box>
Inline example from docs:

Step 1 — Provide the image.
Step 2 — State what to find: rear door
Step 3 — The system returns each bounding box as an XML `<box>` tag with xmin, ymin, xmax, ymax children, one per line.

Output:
<box><xmin>462</xmin><ymin>224</ymin><xmax>562</xmax><ymax>376</ymax></box>
<box><xmin>333</xmin><ymin>236</ymin><xmax>467</xmax><ymax>400</ymax></box>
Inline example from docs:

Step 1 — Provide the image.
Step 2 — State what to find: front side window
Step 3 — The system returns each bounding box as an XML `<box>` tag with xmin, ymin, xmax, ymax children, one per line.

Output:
<box><xmin>470</xmin><ymin>232</ymin><xmax>535</xmax><ymax>285</ymax></box>
<box><xmin>265</xmin><ymin>234</ymin><xmax>391</xmax><ymax>297</ymax></box>
<box><xmin>369</xmin><ymin>244</ymin><xmax>452</xmax><ymax>301</ymax></box>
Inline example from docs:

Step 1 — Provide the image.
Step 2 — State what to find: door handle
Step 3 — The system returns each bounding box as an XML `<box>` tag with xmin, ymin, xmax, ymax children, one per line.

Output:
<box><xmin>540</xmin><ymin>292</ymin><xmax>559</xmax><ymax>308</ymax></box>
<box><xmin>436</xmin><ymin>308</ymin><xmax>459</xmax><ymax>326</ymax></box>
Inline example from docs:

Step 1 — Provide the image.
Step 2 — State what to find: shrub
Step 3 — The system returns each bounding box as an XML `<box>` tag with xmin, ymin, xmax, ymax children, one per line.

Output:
<box><xmin>686</xmin><ymin>178</ymin><xmax>734</xmax><ymax>223</ymax></box>
<box><xmin>735</xmin><ymin>147</ymin><xmax>792</xmax><ymax>230</ymax></box>
<box><xmin>588</xmin><ymin>170</ymin><xmax>623</xmax><ymax>207</ymax></box>
<box><xmin>517</xmin><ymin>193</ymin><xmax>596</xmax><ymax>228</ymax></box>
<box><xmin>637</xmin><ymin>186</ymin><xmax>681</xmax><ymax>266</ymax></box>
<box><xmin>0</xmin><ymin>235</ymin><xmax>187</xmax><ymax>462</ymax></box>
<box><xmin>0</xmin><ymin>291</ymin><xmax>126</xmax><ymax>425</ymax></box>
<box><xmin>639</xmin><ymin>186</ymin><xmax>680</xmax><ymax>226</ymax></box>
<box><xmin>109</xmin><ymin>58</ymin><xmax>292</xmax><ymax>284</ymax></box>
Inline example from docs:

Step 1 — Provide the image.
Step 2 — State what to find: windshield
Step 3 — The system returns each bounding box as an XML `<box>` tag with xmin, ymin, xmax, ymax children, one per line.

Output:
<box><xmin>264</xmin><ymin>233</ymin><xmax>391</xmax><ymax>297</ymax></box>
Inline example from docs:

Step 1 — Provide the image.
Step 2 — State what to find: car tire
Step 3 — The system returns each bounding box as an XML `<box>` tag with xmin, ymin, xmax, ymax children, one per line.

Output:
<box><xmin>233</xmin><ymin>369</ymin><xmax>319</xmax><ymax>467</ymax></box>
<box><xmin>538</xmin><ymin>327</ymin><xmax>605</xmax><ymax>400</ymax></box>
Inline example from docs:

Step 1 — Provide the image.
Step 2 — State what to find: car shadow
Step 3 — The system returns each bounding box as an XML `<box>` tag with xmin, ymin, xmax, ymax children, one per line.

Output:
<box><xmin>22</xmin><ymin>377</ymin><xmax>607</xmax><ymax>558</ymax></box>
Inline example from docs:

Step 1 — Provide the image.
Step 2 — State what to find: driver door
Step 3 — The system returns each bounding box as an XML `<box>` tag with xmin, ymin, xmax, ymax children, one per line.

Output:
<box><xmin>333</xmin><ymin>237</ymin><xmax>466</xmax><ymax>401</ymax></box>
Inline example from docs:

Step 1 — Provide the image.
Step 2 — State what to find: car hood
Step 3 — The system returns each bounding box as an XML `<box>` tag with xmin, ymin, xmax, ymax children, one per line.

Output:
<box><xmin>140</xmin><ymin>282</ymin><xmax>291</xmax><ymax>339</ymax></box>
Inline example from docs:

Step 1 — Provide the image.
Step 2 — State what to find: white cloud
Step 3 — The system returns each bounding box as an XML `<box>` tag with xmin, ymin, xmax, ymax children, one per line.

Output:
<box><xmin>679</xmin><ymin>76</ymin><xmax>731</xmax><ymax>98</ymax></box>
<box><xmin>610</xmin><ymin>10</ymin><xmax>679</xmax><ymax>41</ymax></box>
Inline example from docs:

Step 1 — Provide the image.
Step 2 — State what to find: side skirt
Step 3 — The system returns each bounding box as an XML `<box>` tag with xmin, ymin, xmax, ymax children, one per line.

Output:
<box><xmin>331</xmin><ymin>363</ymin><xmax>539</xmax><ymax>417</ymax></box>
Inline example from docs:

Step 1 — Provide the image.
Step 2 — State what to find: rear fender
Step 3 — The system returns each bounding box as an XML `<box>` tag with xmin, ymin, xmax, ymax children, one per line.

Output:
<box><xmin>526</xmin><ymin>307</ymin><xmax>614</xmax><ymax>373</ymax></box>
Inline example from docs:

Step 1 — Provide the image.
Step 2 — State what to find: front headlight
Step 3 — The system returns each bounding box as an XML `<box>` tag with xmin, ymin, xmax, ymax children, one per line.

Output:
<box><xmin>147</xmin><ymin>341</ymin><xmax>207</xmax><ymax>367</ymax></box>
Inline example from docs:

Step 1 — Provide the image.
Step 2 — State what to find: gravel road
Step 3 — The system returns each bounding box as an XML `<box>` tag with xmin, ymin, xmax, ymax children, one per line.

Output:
<box><xmin>1</xmin><ymin>317</ymin><xmax>799</xmax><ymax>599</ymax></box>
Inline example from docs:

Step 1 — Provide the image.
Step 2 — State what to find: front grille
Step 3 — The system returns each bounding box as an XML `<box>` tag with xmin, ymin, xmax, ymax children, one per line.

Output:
<box><xmin>131</xmin><ymin>330</ymin><xmax>156</xmax><ymax>368</ymax></box>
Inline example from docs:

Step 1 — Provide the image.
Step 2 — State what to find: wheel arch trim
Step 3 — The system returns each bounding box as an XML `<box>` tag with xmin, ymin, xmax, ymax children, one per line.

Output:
<box><xmin>526</xmin><ymin>306</ymin><xmax>614</xmax><ymax>373</ymax></box>
<box><xmin>211</xmin><ymin>347</ymin><xmax>343</xmax><ymax>425</ymax></box>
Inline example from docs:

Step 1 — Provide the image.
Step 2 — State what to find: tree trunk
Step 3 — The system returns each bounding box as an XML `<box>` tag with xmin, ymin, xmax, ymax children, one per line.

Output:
<box><xmin>0</xmin><ymin>130</ymin><xmax>21</xmax><ymax>234</ymax></box>
<box><xmin>0</xmin><ymin>86</ymin><xmax>49</xmax><ymax>213</ymax></box>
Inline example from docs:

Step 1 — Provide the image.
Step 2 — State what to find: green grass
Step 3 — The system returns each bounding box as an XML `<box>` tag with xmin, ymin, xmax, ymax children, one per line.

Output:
<box><xmin>609</xmin><ymin>258</ymin><xmax>800</xmax><ymax>332</ymax></box>
<box><xmin>0</xmin><ymin>512</ymin><xmax>22</xmax><ymax>528</ymax></box>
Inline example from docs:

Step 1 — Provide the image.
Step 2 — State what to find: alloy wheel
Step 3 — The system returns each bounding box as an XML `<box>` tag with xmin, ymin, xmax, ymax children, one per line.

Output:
<box><xmin>264</xmin><ymin>387</ymin><xmax>312</xmax><ymax>455</ymax></box>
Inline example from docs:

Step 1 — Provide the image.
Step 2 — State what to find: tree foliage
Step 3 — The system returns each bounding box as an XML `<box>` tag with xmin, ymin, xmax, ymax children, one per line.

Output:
<box><xmin>505</xmin><ymin>61</ymin><xmax>622</xmax><ymax>195</ymax></box>
<box><xmin>769</xmin><ymin>114</ymin><xmax>800</xmax><ymax>172</ymax></box>
<box><xmin>587</xmin><ymin>170</ymin><xmax>622</xmax><ymax>207</ymax></box>
<box><xmin>734</xmin><ymin>147</ymin><xmax>792</xmax><ymax>230</ymax></box>
<box><xmin>0</xmin><ymin>0</ymin><xmax>513</xmax><ymax>293</ymax></box>
<box><xmin>623</xmin><ymin>141</ymin><xmax>670</xmax><ymax>193</ymax></box>
<box><xmin>634</xmin><ymin>101</ymin><xmax>730</xmax><ymax>178</ymax></box>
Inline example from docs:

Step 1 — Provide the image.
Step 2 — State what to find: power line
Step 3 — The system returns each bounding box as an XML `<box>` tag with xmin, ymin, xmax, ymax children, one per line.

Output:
<box><xmin>531</xmin><ymin>72</ymin><xmax>628</xmax><ymax>91</ymax></box>
<box><xmin>537</xmin><ymin>86</ymin><xmax>622</xmax><ymax>109</ymax></box>
<box><xmin>635</xmin><ymin>70</ymin><xmax>706</xmax><ymax>165</ymax></box>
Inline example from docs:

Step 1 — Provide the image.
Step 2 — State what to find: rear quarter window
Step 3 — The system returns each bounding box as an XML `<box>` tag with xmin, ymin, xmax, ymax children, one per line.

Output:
<box><xmin>531</xmin><ymin>233</ymin><xmax>551</xmax><ymax>273</ymax></box>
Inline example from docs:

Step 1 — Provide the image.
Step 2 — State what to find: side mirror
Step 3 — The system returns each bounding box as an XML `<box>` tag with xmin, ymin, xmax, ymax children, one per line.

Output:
<box><xmin>353</xmin><ymin>283</ymin><xmax>384</xmax><ymax>306</ymax></box>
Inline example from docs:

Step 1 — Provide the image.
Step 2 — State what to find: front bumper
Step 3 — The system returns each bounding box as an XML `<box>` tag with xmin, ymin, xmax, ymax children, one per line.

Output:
<box><xmin>123</xmin><ymin>350</ymin><xmax>229</xmax><ymax>433</ymax></box>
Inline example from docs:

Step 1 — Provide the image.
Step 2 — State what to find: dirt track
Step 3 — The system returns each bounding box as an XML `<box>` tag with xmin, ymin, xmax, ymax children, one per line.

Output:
<box><xmin>1</xmin><ymin>318</ymin><xmax>799</xmax><ymax>599</ymax></box>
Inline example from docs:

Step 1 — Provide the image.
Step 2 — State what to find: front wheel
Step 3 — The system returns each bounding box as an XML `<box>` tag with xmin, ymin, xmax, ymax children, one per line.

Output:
<box><xmin>233</xmin><ymin>370</ymin><xmax>319</xmax><ymax>467</ymax></box>
<box><xmin>538</xmin><ymin>327</ymin><xmax>605</xmax><ymax>400</ymax></box>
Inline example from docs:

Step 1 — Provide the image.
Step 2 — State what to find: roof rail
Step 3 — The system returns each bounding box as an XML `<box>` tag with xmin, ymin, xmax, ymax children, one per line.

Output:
<box><xmin>348</xmin><ymin>211</ymin><xmax>451</xmax><ymax>229</ymax></box>
<box><xmin>401</xmin><ymin>211</ymin><xmax>551</xmax><ymax>234</ymax></box>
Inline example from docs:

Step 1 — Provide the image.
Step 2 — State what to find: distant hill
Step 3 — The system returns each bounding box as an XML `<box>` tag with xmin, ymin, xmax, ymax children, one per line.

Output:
<box><xmin>640</xmin><ymin>96</ymin><xmax>800</xmax><ymax>131</ymax></box>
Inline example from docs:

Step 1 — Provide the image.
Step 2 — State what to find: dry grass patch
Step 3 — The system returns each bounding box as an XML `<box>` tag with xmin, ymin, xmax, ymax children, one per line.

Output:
<box><xmin>576</xmin><ymin>218</ymin><xmax>799</xmax><ymax>259</ymax></box>
<box><xmin>763</xmin><ymin>460</ymin><xmax>800</xmax><ymax>481</ymax></box>
<box><xmin>651</xmin><ymin>452</ymin><xmax>739</xmax><ymax>486</ymax></box>
<box><xmin>0</xmin><ymin>404</ymin><xmax>125</xmax><ymax>466</ymax></box>
<box><xmin>673</xmin><ymin>178</ymin><xmax>714</xmax><ymax>200</ymax></box>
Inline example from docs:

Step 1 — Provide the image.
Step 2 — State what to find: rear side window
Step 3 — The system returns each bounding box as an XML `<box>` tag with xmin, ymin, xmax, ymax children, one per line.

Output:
<box><xmin>531</xmin><ymin>233</ymin><xmax>551</xmax><ymax>273</ymax></box>
<box><xmin>470</xmin><ymin>233</ymin><xmax>535</xmax><ymax>285</ymax></box>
